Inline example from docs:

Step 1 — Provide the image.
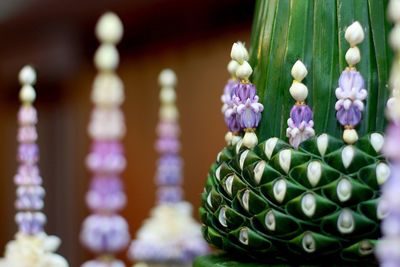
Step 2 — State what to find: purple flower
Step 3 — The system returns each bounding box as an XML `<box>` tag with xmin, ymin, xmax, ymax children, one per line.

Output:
<box><xmin>14</xmin><ymin>165</ymin><xmax>42</xmax><ymax>186</ymax></box>
<box><xmin>15</xmin><ymin>211</ymin><xmax>46</xmax><ymax>235</ymax></box>
<box><xmin>18</xmin><ymin>143</ymin><xmax>39</xmax><ymax>163</ymax></box>
<box><xmin>339</xmin><ymin>69</ymin><xmax>365</xmax><ymax>93</ymax></box>
<box><xmin>286</xmin><ymin>104</ymin><xmax>315</xmax><ymax>149</ymax></box>
<box><xmin>290</xmin><ymin>105</ymin><xmax>313</xmax><ymax>127</ymax></box>
<box><xmin>221</xmin><ymin>80</ymin><xmax>264</xmax><ymax>132</ymax></box>
<box><xmin>336</xmin><ymin>104</ymin><xmax>363</xmax><ymax>127</ymax></box>
<box><xmin>80</xmin><ymin>214</ymin><xmax>130</xmax><ymax>253</ymax></box>
<box><xmin>157</xmin><ymin>186</ymin><xmax>183</xmax><ymax>204</ymax></box>
<box><xmin>384</xmin><ymin>123</ymin><xmax>400</xmax><ymax>160</ymax></box>
<box><xmin>225</xmin><ymin>112</ymin><xmax>241</xmax><ymax>132</ymax></box>
<box><xmin>236</xmin><ymin>83</ymin><xmax>257</xmax><ymax>102</ymax></box>
<box><xmin>86</xmin><ymin>140</ymin><xmax>126</xmax><ymax>174</ymax></box>
<box><xmin>155</xmin><ymin>137</ymin><xmax>181</xmax><ymax>154</ymax></box>
<box><xmin>221</xmin><ymin>79</ymin><xmax>238</xmax><ymax>108</ymax></box>
<box><xmin>156</xmin><ymin>155</ymin><xmax>183</xmax><ymax>186</ymax></box>
<box><xmin>335</xmin><ymin>70</ymin><xmax>367</xmax><ymax>127</ymax></box>
<box><xmin>15</xmin><ymin>185</ymin><xmax>45</xmax><ymax>210</ymax></box>
<box><xmin>237</xmin><ymin>98</ymin><xmax>263</xmax><ymax>129</ymax></box>
<box><xmin>157</xmin><ymin>121</ymin><xmax>180</xmax><ymax>138</ymax></box>
<box><xmin>86</xmin><ymin>177</ymin><xmax>126</xmax><ymax>212</ymax></box>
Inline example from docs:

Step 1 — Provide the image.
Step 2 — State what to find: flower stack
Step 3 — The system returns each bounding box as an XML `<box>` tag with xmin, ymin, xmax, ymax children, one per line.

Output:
<box><xmin>129</xmin><ymin>69</ymin><xmax>208</xmax><ymax>267</ymax></box>
<box><xmin>80</xmin><ymin>12</ymin><xmax>130</xmax><ymax>267</ymax></box>
<box><xmin>0</xmin><ymin>66</ymin><xmax>68</xmax><ymax>267</ymax></box>
<box><xmin>376</xmin><ymin>0</ymin><xmax>400</xmax><ymax>266</ymax></box>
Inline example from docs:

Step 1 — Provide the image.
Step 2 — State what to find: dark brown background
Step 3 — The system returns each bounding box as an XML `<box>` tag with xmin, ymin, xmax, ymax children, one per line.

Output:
<box><xmin>0</xmin><ymin>0</ymin><xmax>253</xmax><ymax>265</ymax></box>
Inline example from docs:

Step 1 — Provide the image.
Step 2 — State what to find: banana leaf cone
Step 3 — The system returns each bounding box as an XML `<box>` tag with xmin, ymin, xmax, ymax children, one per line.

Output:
<box><xmin>198</xmin><ymin>0</ymin><xmax>392</xmax><ymax>265</ymax></box>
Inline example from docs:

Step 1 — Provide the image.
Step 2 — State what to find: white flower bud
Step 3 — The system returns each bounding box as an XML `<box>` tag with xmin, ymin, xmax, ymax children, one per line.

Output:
<box><xmin>160</xmin><ymin>105</ymin><xmax>178</xmax><ymax>121</ymax></box>
<box><xmin>345</xmin><ymin>46</ymin><xmax>361</xmax><ymax>66</ymax></box>
<box><xmin>231</xmin><ymin>42</ymin><xmax>249</xmax><ymax>64</ymax></box>
<box><xmin>160</xmin><ymin>87</ymin><xmax>176</xmax><ymax>104</ymax></box>
<box><xmin>236</xmin><ymin>61</ymin><xmax>253</xmax><ymax>80</ymax></box>
<box><xmin>94</xmin><ymin>44</ymin><xmax>119</xmax><ymax>71</ymax></box>
<box><xmin>289</xmin><ymin>82</ymin><xmax>308</xmax><ymax>102</ymax></box>
<box><xmin>92</xmin><ymin>73</ymin><xmax>124</xmax><ymax>106</ymax></box>
<box><xmin>291</xmin><ymin>60</ymin><xmax>308</xmax><ymax>82</ymax></box>
<box><xmin>343</xmin><ymin>129</ymin><xmax>358</xmax><ymax>144</ymax></box>
<box><xmin>390</xmin><ymin>24</ymin><xmax>400</xmax><ymax>51</ymax></box>
<box><xmin>225</xmin><ymin>131</ymin><xmax>233</xmax><ymax>145</ymax></box>
<box><xmin>159</xmin><ymin>69</ymin><xmax>177</xmax><ymax>87</ymax></box>
<box><xmin>231</xmin><ymin>135</ymin><xmax>242</xmax><ymax>146</ymax></box>
<box><xmin>227</xmin><ymin>60</ymin><xmax>239</xmax><ymax>77</ymax></box>
<box><xmin>96</xmin><ymin>12</ymin><xmax>124</xmax><ymax>44</ymax></box>
<box><xmin>345</xmin><ymin>21</ymin><xmax>365</xmax><ymax>47</ymax></box>
<box><xmin>19</xmin><ymin>85</ymin><xmax>36</xmax><ymax>104</ymax></box>
<box><xmin>388</xmin><ymin>0</ymin><xmax>400</xmax><ymax>23</ymax></box>
<box><xmin>243</xmin><ymin>131</ymin><xmax>258</xmax><ymax>149</ymax></box>
<box><xmin>19</xmin><ymin>65</ymin><xmax>36</xmax><ymax>86</ymax></box>
<box><xmin>389</xmin><ymin>61</ymin><xmax>400</xmax><ymax>90</ymax></box>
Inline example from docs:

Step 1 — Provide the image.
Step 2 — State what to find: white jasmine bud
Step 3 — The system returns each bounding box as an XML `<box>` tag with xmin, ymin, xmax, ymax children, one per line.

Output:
<box><xmin>388</xmin><ymin>0</ymin><xmax>400</xmax><ymax>23</ymax></box>
<box><xmin>345</xmin><ymin>47</ymin><xmax>361</xmax><ymax>66</ymax></box>
<box><xmin>227</xmin><ymin>60</ymin><xmax>239</xmax><ymax>77</ymax></box>
<box><xmin>389</xmin><ymin>24</ymin><xmax>400</xmax><ymax>51</ymax></box>
<box><xmin>231</xmin><ymin>42</ymin><xmax>249</xmax><ymax>64</ymax></box>
<box><xmin>289</xmin><ymin>82</ymin><xmax>308</xmax><ymax>102</ymax></box>
<box><xmin>94</xmin><ymin>44</ymin><xmax>119</xmax><ymax>71</ymax></box>
<box><xmin>19</xmin><ymin>65</ymin><xmax>36</xmax><ymax>86</ymax></box>
<box><xmin>236</xmin><ymin>61</ymin><xmax>253</xmax><ymax>81</ymax></box>
<box><xmin>96</xmin><ymin>12</ymin><xmax>124</xmax><ymax>44</ymax></box>
<box><xmin>159</xmin><ymin>69</ymin><xmax>177</xmax><ymax>88</ymax></box>
<box><xmin>291</xmin><ymin>60</ymin><xmax>308</xmax><ymax>82</ymax></box>
<box><xmin>343</xmin><ymin>129</ymin><xmax>359</xmax><ymax>144</ymax></box>
<box><xmin>345</xmin><ymin>21</ymin><xmax>365</xmax><ymax>47</ymax></box>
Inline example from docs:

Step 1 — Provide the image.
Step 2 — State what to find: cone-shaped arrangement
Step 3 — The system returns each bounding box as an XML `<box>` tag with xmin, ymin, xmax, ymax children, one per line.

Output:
<box><xmin>128</xmin><ymin>69</ymin><xmax>208</xmax><ymax>266</ymax></box>
<box><xmin>199</xmin><ymin>34</ymin><xmax>388</xmax><ymax>264</ymax></box>
<box><xmin>0</xmin><ymin>66</ymin><xmax>68</xmax><ymax>267</ymax></box>
<box><xmin>376</xmin><ymin>1</ymin><xmax>400</xmax><ymax>265</ymax></box>
<box><xmin>80</xmin><ymin>12</ymin><xmax>130</xmax><ymax>267</ymax></box>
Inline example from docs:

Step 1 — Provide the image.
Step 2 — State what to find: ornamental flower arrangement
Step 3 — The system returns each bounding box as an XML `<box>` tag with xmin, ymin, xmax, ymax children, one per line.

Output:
<box><xmin>197</xmin><ymin>0</ymin><xmax>393</xmax><ymax>265</ymax></box>
<box><xmin>128</xmin><ymin>69</ymin><xmax>208</xmax><ymax>267</ymax></box>
<box><xmin>80</xmin><ymin>12</ymin><xmax>130</xmax><ymax>267</ymax></box>
<box><xmin>376</xmin><ymin>0</ymin><xmax>400</xmax><ymax>266</ymax></box>
<box><xmin>0</xmin><ymin>66</ymin><xmax>68</xmax><ymax>267</ymax></box>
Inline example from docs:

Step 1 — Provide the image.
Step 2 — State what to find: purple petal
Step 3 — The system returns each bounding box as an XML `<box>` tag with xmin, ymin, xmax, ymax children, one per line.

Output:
<box><xmin>336</xmin><ymin>104</ymin><xmax>362</xmax><ymax>126</ymax></box>
<box><xmin>338</xmin><ymin>69</ymin><xmax>365</xmax><ymax>93</ymax></box>
<box><xmin>290</xmin><ymin>105</ymin><xmax>313</xmax><ymax>127</ymax></box>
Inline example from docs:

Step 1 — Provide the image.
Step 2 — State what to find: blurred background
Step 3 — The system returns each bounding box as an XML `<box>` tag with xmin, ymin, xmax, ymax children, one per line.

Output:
<box><xmin>0</xmin><ymin>0</ymin><xmax>254</xmax><ymax>265</ymax></box>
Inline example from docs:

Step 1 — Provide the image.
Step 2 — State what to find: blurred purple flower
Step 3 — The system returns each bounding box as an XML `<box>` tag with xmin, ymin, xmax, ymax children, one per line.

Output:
<box><xmin>384</xmin><ymin>123</ymin><xmax>400</xmax><ymax>160</ymax></box>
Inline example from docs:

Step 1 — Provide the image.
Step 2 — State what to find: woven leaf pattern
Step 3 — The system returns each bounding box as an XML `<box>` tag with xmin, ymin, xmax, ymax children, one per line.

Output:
<box><xmin>201</xmin><ymin>133</ymin><xmax>386</xmax><ymax>264</ymax></box>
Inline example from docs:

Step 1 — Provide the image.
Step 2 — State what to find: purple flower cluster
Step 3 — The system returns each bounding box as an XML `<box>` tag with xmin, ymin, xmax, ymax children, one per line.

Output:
<box><xmin>154</xmin><ymin>121</ymin><xmax>183</xmax><ymax>204</ymax></box>
<box><xmin>81</xmin><ymin>214</ymin><xmax>130</xmax><ymax>253</ymax></box>
<box><xmin>377</xmin><ymin>123</ymin><xmax>400</xmax><ymax>265</ymax></box>
<box><xmin>14</xmin><ymin>105</ymin><xmax>46</xmax><ymax>235</ymax></box>
<box><xmin>335</xmin><ymin>70</ymin><xmax>367</xmax><ymax>127</ymax></box>
<box><xmin>81</xmin><ymin>100</ymin><xmax>130</xmax><ymax>257</ymax></box>
<box><xmin>286</xmin><ymin>105</ymin><xmax>315</xmax><ymax>149</ymax></box>
<box><xmin>221</xmin><ymin>80</ymin><xmax>263</xmax><ymax>133</ymax></box>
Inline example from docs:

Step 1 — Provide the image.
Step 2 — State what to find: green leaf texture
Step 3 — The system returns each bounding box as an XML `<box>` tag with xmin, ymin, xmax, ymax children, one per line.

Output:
<box><xmin>249</xmin><ymin>0</ymin><xmax>392</xmax><ymax>142</ymax></box>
